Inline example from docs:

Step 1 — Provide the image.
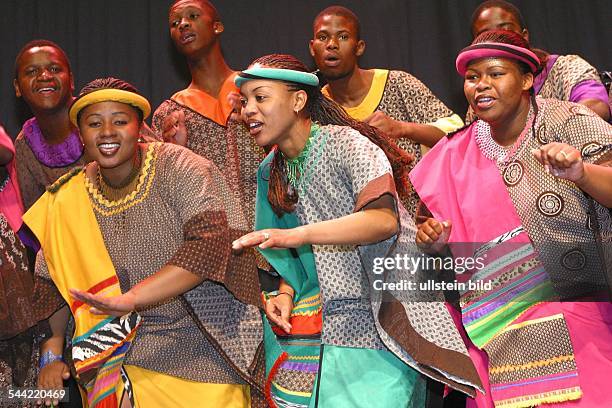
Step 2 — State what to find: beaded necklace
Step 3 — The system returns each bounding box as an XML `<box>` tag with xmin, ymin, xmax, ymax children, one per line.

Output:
<box><xmin>97</xmin><ymin>147</ymin><xmax>142</xmax><ymax>201</ymax></box>
<box><xmin>475</xmin><ymin>104</ymin><xmax>535</xmax><ymax>166</ymax></box>
<box><xmin>283</xmin><ymin>122</ymin><xmax>326</xmax><ymax>192</ymax></box>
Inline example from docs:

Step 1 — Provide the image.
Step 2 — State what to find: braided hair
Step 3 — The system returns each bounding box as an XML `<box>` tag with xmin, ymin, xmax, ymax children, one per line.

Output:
<box><xmin>76</xmin><ymin>77</ymin><xmax>144</xmax><ymax>123</ymax></box>
<box><xmin>471</xmin><ymin>30</ymin><xmax>540</xmax><ymax>76</ymax></box>
<box><xmin>250</xmin><ymin>54</ymin><xmax>412</xmax><ymax>216</ymax></box>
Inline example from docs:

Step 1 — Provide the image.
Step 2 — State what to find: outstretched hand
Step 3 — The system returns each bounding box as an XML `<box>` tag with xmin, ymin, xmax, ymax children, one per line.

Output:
<box><xmin>161</xmin><ymin>110</ymin><xmax>187</xmax><ymax>146</ymax></box>
<box><xmin>232</xmin><ymin>228</ymin><xmax>307</xmax><ymax>251</ymax></box>
<box><xmin>532</xmin><ymin>142</ymin><xmax>584</xmax><ymax>182</ymax></box>
<box><xmin>416</xmin><ymin>218</ymin><xmax>452</xmax><ymax>255</ymax></box>
<box><xmin>69</xmin><ymin>288</ymin><xmax>137</xmax><ymax>317</ymax></box>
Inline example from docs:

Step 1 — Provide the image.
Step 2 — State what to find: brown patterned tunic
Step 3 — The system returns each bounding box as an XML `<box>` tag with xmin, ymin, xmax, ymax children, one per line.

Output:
<box><xmin>0</xmin><ymin>213</ymin><xmax>40</xmax><ymax>397</ymax></box>
<box><xmin>153</xmin><ymin>95</ymin><xmax>269</xmax><ymax>274</ymax></box>
<box><xmin>496</xmin><ymin>98</ymin><xmax>612</xmax><ymax>297</ymax></box>
<box><xmin>14</xmin><ymin>132</ymin><xmax>87</xmax><ymax>211</ymax></box>
<box><xmin>323</xmin><ymin>69</ymin><xmax>463</xmax><ymax>217</ymax></box>
<box><xmin>35</xmin><ymin>143</ymin><xmax>264</xmax><ymax>392</ymax></box>
<box><xmin>152</xmin><ymin>100</ymin><xmax>264</xmax><ymax>233</ymax></box>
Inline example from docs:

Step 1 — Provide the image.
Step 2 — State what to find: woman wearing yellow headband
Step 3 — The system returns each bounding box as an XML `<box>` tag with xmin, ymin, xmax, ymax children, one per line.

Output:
<box><xmin>25</xmin><ymin>78</ymin><xmax>264</xmax><ymax>407</ymax></box>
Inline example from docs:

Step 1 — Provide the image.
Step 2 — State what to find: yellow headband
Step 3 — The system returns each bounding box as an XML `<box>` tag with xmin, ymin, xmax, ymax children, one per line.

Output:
<box><xmin>69</xmin><ymin>88</ymin><xmax>151</xmax><ymax>126</ymax></box>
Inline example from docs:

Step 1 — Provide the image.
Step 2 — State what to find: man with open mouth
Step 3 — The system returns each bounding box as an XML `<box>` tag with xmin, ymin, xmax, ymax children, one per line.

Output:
<box><xmin>309</xmin><ymin>5</ymin><xmax>464</xmax><ymax>219</ymax></box>
<box><xmin>13</xmin><ymin>39</ymin><xmax>86</xmax><ymax>212</ymax></box>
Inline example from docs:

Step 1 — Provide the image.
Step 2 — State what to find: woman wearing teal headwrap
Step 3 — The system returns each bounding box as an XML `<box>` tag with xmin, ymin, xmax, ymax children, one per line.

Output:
<box><xmin>233</xmin><ymin>54</ymin><xmax>482</xmax><ymax>408</ymax></box>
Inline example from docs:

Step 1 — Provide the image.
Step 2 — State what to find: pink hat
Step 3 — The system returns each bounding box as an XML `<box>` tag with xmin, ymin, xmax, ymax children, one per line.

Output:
<box><xmin>456</xmin><ymin>42</ymin><xmax>540</xmax><ymax>76</ymax></box>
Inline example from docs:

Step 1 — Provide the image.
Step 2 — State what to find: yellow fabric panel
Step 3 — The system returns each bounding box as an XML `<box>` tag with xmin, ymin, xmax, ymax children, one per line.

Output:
<box><xmin>119</xmin><ymin>365</ymin><xmax>251</xmax><ymax>408</ymax></box>
<box><xmin>322</xmin><ymin>69</ymin><xmax>389</xmax><ymax>121</ymax></box>
<box><xmin>22</xmin><ymin>171</ymin><xmax>121</xmax><ymax>338</ymax></box>
<box><xmin>428</xmin><ymin>113</ymin><xmax>464</xmax><ymax>135</ymax></box>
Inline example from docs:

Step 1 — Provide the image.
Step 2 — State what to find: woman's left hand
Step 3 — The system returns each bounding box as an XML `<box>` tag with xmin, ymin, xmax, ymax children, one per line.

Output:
<box><xmin>69</xmin><ymin>288</ymin><xmax>137</xmax><ymax>317</ymax></box>
<box><xmin>532</xmin><ymin>143</ymin><xmax>584</xmax><ymax>182</ymax></box>
<box><xmin>232</xmin><ymin>228</ymin><xmax>307</xmax><ymax>251</ymax></box>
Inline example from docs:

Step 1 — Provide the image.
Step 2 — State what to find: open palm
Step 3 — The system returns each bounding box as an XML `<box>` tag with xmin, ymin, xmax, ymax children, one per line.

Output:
<box><xmin>69</xmin><ymin>288</ymin><xmax>136</xmax><ymax>317</ymax></box>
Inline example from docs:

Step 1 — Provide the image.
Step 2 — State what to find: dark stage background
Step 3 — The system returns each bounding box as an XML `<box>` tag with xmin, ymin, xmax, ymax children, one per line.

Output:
<box><xmin>1</xmin><ymin>0</ymin><xmax>610</xmax><ymax>136</ymax></box>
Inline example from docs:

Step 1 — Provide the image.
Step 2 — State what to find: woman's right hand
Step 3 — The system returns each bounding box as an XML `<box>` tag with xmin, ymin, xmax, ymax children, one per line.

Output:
<box><xmin>37</xmin><ymin>360</ymin><xmax>70</xmax><ymax>406</ymax></box>
<box><xmin>69</xmin><ymin>288</ymin><xmax>137</xmax><ymax>317</ymax></box>
<box><xmin>266</xmin><ymin>293</ymin><xmax>293</xmax><ymax>334</ymax></box>
<box><xmin>232</xmin><ymin>228</ymin><xmax>308</xmax><ymax>251</ymax></box>
<box><xmin>416</xmin><ymin>218</ymin><xmax>452</xmax><ymax>255</ymax></box>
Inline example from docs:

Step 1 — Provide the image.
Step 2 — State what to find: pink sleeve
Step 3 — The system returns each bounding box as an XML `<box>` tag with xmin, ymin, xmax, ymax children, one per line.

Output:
<box><xmin>0</xmin><ymin>126</ymin><xmax>16</xmax><ymax>154</ymax></box>
<box><xmin>0</xmin><ymin>126</ymin><xmax>25</xmax><ymax>233</ymax></box>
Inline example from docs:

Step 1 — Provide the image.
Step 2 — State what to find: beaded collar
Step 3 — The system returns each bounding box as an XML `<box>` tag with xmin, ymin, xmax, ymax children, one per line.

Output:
<box><xmin>282</xmin><ymin>123</ymin><xmax>326</xmax><ymax>192</ymax></box>
<box><xmin>23</xmin><ymin>117</ymin><xmax>83</xmax><ymax>168</ymax></box>
<box><xmin>475</xmin><ymin>104</ymin><xmax>535</xmax><ymax>165</ymax></box>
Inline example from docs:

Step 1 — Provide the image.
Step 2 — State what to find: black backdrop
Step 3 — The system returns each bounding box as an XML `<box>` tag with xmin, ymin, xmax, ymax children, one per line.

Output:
<box><xmin>1</xmin><ymin>0</ymin><xmax>610</xmax><ymax>136</ymax></box>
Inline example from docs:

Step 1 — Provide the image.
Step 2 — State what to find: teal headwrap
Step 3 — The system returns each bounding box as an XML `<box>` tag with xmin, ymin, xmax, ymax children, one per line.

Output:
<box><xmin>234</xmin><ymin>66</ymin><xmax>319</xmax><ymax>88</ymax></box>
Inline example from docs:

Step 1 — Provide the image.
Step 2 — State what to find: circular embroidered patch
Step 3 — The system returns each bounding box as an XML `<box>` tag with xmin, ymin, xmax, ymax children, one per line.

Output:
<box><xmin>569</xmin><ymin>105</ymin><xmax>594</xmax><ymax>116</ymax></box>
<box><xmin>503</xmin><ymin>161</ymin><xmax>524</xmax><ymax>186</ymax></box>
<box><xmin>537</xmin><ymin>192</ymin><xmax>564</xmax><ymax>217</ymax></box>
<box><xmin>581</xmin><ymin>142</ymin><xmax>603</xmax><ymax>158</ymax></box>
<box><xmin>561</xmin><ymin>249</ymin><xmax>586</xmax><ymax>271</ymax></box>
<box><xmin>536</xmin><ymin>124</ymin><xmax>548</xmax><ymax>145</ymax></box>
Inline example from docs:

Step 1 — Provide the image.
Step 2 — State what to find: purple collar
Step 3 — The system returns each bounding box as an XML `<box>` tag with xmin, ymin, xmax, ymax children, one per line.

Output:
<box><xmin>533</xmin><ymin>54</ymin><xmax>559</xmax><ymax>95</ymax></box>
<box><xmin>22</xmin><ymin>117</ymin><xmax>83</xmax><ymax>168</ymax></box>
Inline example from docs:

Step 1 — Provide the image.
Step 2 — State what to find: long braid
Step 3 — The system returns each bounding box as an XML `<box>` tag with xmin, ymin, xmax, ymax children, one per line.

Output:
<box><xmin>250</xmin><ymin>54</ymin><xmax>412</xmax><ymax>216</ymax></box>
<box><xmin>310</xmin><ymin>91</ymin><xmax>412</xmax><ymax>199</ymax></box>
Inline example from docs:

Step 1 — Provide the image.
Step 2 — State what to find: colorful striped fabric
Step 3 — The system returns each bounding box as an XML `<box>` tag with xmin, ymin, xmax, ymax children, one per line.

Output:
<box><xmin>24</xmin><ymin>170</ymin><xmax>141</xmax><ymax>408</ymax></box>
<box><xmin>486</xmin><ymin>312</ymin><xmax>581</xmax><ymax>407</ymax></box>
<box><xmin>72</xmin><ymin>313</ymin><xmax>141</xmax><ymax>407</ymax></box>
<box><xmin>460</xmin><ymin>233</ymin><xmax>580</xmax><ymax>407</ymax></box>
<box><xmin>268</xmin><ymin>334</ymin><xmax>321</xmax><ymax>408</ymax></box>
<box><xmin>256</xmin><ymin>152</ymin><xmax>322</xmax><ymax>408</ymax></box>
<box><xmin>460</xmin><ymin>231</ymin><xmax>557</xmax><ymax>348</ymax></box>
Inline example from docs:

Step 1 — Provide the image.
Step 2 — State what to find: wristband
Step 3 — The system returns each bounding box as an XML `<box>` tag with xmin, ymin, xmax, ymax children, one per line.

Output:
<box><xmin>39</xmin><ymin>350</ymin><xmax>64</xmax><ymax>369</ymax></box>
<box><xmin>276</xmin><ymin>291</ymin><xmax>294</xmax><ymax>300</ymax></box>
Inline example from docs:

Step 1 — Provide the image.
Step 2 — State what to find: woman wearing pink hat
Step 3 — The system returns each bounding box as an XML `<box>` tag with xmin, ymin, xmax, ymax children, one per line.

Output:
<box><xmin>411</xmin><ymin>30</ymin><xmax>612</xmax><ymax>407</ymax></box>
